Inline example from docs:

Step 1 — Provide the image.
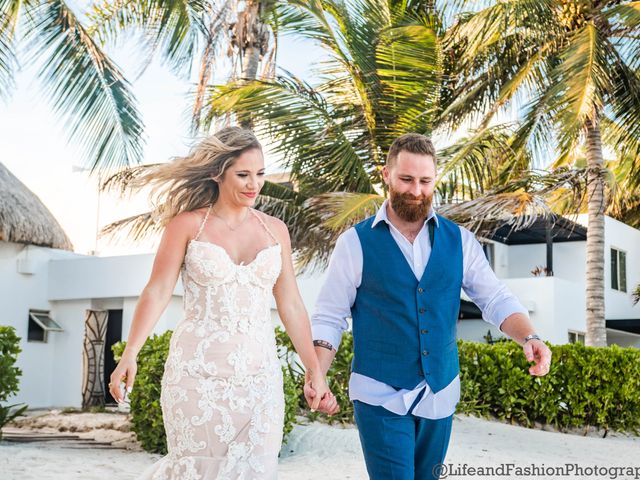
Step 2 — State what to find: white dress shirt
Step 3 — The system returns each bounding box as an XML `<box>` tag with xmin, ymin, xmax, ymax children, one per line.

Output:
<box><xmin>311</xmin><ymin>200</ymin><xmax>529</xmax><ymax>419</ymax></box>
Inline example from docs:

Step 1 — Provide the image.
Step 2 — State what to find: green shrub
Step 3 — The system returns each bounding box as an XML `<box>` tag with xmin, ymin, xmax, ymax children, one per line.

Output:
<box><xmin>276</xmin><ymin>331</ymin><xmax>640</xmax><ymax>433</ymax></box>
<box><xmin>457</xmin><ymin>340</ymin><xmax>640</xmax><ymax>433</ymax></box>
<box><xmin>0</xmin><ymin>326</ymin><xmax>27</xmax><ymax>439</ymax></box>
<box><xmin>113</xmin><ymin>331</ymin><xmax>171</xmax><ymax>454</ymax></box>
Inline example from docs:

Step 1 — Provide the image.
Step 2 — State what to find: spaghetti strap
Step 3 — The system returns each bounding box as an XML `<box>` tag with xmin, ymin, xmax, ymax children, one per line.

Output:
<box><xmin>193</xmin><ymin>204</ymin><xmax>213</xmax><ymax>241</ymax></box>
<box><xmin>250</xmin><ymin>209</ymin><xmax>279</xmax><ymax>244</ymax></box>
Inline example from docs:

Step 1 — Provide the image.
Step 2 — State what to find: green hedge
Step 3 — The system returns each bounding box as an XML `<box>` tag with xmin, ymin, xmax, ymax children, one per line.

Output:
<box><xmin>113</xmin><ymin>331</ymin><xmax>171</xmax><ymax>453</ymax></box>
<box><xmin>457</xmin><ymin>340</ymin><xmax>640</xmax><ymax>433</ymax></box>
<box><xmin>0</xmin><ymin>326</ymin><xmax>27</xmax><ymax>438</ymax></box>
<box><xmin>116</xmin><ymin>331</ymin><xmax>640</xmax><ymax>453</ymax></box>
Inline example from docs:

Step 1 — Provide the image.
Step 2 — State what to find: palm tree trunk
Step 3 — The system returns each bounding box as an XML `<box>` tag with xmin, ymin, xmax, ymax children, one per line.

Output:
<box><xmin>191</xmin><ymin>38</ymin><xmax>215</xmax><ymax>133</ymax></box>
<box><xmin>585</xmin><ymin>116</ymin><xmax>607</xmax><ymax>347</ymax></box>
<box><xmin>241</xmin><ymin>44</ymin><xmax>261</xmax><ymax>80</ymax></box>
<box><xmin>235</xmin><ymin>0</ymin><xmax>269</xmax><ymax>128</ymax></box>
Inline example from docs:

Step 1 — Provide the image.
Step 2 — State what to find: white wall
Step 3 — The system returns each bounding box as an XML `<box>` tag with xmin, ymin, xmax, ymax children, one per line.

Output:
<box><xmin>457</xmin><ymin>319</ymin><xmax>505</xmax><ymax>343</ymax></box>
<box><xmin>121</xmin><ymin>295</ymin><xmax>185</xmax><ymax>338</ymax></box>
<box><xmin>49</xmin><ymin>299</ymin><xmax>92</xmax><ymax>407</ymax></box>
<box><xmin>491</xmin><ymin>241</ymin><xmax>510</xmax><ymax>278</ymax></box>
<box><xmin>604</xmin><ymin>216</ymin><xmax>640</xmax><ymax>320</ymax></box>
<box><xmin>606</xmin><ymin>329</ymin><xmax>640</xmax><ymax>348</ymax></box>
<box><xmin>1</xmin><ymin>242</ymin><xmax>86</xmax><ymax>407</ymax></box>
<box><xmin>505</xmin><ymin>242</ymin><xmax>586</xmax><ymax>283</ymax></box>
<box><xmin>503</xmin><ymin>277</ymin><xmax>586</xmax><ymax>345</ymax></box>
<box><xmin>48</xmin><ymin>253</ymin><xmax>183</xmax><ymax>300</ymax></box>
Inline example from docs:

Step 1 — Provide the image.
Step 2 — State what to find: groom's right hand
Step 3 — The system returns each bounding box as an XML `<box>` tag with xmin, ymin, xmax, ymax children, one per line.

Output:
<box><xmin>304</xmin><ymin>380</ymin><xmax>340</xmax><ymax>416</ymax></box>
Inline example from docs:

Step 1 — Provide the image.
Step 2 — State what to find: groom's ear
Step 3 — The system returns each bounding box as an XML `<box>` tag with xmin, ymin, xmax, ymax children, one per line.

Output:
<box><xmin>382</xmin><ymin>165</ymin><xmax>391</xmax><ymax>185</ymax></box>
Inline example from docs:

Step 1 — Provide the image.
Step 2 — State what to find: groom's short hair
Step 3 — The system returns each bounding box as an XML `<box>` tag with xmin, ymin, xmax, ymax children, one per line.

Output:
<box><xmin>387</xmin><ymin>133</ymin><xmax>437</xmax><ymax>167</ymax></box>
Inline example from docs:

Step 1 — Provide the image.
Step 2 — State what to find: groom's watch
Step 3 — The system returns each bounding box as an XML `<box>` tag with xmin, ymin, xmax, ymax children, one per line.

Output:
<box><xmin>523</xmin><ymin>334</ymin><xmax>541</xmax><ymax>344</ymax></box>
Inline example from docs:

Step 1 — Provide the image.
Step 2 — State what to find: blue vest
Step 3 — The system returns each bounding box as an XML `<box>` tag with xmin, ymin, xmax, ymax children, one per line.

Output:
<box><xmin>351</xmin><ymin>215</ymin><xmax>463</xmax><ymax>393</ymax></box>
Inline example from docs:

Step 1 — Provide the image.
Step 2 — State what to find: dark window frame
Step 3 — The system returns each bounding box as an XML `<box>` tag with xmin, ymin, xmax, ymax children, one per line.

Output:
<box><xmin>611</xmin><ymin>248</ymin><xmax>627</xmax><ymax>292</ymax></box>
<box><xmin>27</xmin><ymin>309</ymin><xmax>63</xmax><ymax>343</ymax></box>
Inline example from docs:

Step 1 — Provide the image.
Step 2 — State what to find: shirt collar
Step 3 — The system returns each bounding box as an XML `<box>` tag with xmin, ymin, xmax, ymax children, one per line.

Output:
<box><xmin>371</xmin><ymin>199</ymin><xmax>439</xmax><ymax>229</ymax></box>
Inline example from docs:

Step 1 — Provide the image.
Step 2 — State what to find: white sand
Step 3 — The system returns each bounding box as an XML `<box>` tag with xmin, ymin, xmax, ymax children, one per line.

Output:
<box><xmin>2</xmin><ymin>413</ymin><xmax>639</xmax><ymax>479</ymax></box>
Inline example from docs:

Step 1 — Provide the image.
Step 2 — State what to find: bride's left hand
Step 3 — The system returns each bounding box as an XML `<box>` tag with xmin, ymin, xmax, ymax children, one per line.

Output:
<box><xmin>307</xmin><ymin>374</ymin><xmax>339</xmax><ymax>415</ymax></box>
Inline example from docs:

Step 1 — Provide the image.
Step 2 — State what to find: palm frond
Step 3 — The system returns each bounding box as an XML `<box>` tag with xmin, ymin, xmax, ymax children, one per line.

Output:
<box><xmin>100</xmin><ymin>163</ymin><xmax>162</xmax><ymax>194</ymax></box>
<box><xmin>547</xmin><ymin>23</ymin><xmax>610</xmax><ymax>154</ymax></box>
<box><xmin>601</xmin><ymin>45</ymin><xmax>640</xmax><ymax>188</ymax></box>
<box><xmin>24</xmin><ymin>0</ymin><xmax>145</xmax><ymax>173</ymax></box>
<box><xmin>203</xmin><ymin>76</ymin><xmax>376</xmax><ymax>193</ymax></box>
<box><xmin>0</xmin><ymin>0</ymin><xmax>20</xmax><ymax>98</ymax></box>
<box><xmin>293</xmin><ymin>191</ymin><xmax>383</xmax><ymax>270</ymax></box>
<box><xmin>310</xmin><ymin>192</ymin><xmax>384</xmax><ymax>231</ymax></box>
<box><xmin>605</xmin><ymin>1</ymin><xmax>640</xmax><ymax>34</ymax></box>
<box><xmin>88</xmin><ymin>0</ymin><xmax>208</xmax><ymax>76</ymax></box>
<box><xmin>100</xmin><ymin>210</ymin><xmax>159</xmax><ymax>243</ymax></box>
<box><xmin>438</xmin><ymin>167</ymin><xmax>589</xmax><ymax>236</ymax></box>
<box><xmin>437</xmin><ymin>125</ymin><xmax>524</xmax><ymax>201</ymax></box>
<box><xmin>253</xmin><ymin>181</ymin><xmax>320</xmax><ymax>256</ymax></box>
<box><xmin>376</xmin><ymin>16</ymin><xmax>442</xmax><ymax>142</ymax></box>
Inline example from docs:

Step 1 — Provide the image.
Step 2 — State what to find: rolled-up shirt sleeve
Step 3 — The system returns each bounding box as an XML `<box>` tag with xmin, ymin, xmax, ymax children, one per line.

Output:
<box><xmin>460</xmin><ymin>227</ymin><xmax>529</xmax><ymax>330</ymax></box>
<box><xmin>311</xmin><ymin>228</ymin><xmax>362</xmax><ymax>351</ymax></box>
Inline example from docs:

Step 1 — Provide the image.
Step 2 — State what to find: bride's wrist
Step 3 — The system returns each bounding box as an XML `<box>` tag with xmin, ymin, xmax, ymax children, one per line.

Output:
<box><xmin>308</xmin><ymin>371</ymin><xmax>326</xmax><ymax>383</ymax></box>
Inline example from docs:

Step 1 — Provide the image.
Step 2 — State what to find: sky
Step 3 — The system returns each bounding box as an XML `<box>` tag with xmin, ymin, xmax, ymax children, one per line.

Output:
<box><xmin>0</xmin><ymin>11</ymin><xmax>326</xmax><ymax>256</ymax></box>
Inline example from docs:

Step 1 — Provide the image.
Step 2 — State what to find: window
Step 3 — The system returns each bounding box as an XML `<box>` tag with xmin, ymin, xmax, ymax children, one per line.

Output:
<box><xmin>568</xmin><ymin>331</ymin><xmax>585</xmax><ymax>345</ymax></box>
<box><xmin>28</xmin><ymin>310</ymin><xmax>63</xmax><ymax>343</ymax></box>
<box><xmin>611</xmin><ymin>248</ymin><xmax>627</xmax><ymax>292</ymax></box>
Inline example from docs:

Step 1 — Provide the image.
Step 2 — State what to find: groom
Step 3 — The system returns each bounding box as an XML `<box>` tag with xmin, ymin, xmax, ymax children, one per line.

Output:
<box><xmin>305</xmin><ymin>133</ymin><xmax>552</xmax><ymax>479</ymax></box>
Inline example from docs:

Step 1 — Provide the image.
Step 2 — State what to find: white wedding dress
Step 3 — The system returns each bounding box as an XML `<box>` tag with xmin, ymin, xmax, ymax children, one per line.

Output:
<box><xmin>140</xmin><ymin>206</ymin><xmax>284</xmax><ymax>479</ymax></box>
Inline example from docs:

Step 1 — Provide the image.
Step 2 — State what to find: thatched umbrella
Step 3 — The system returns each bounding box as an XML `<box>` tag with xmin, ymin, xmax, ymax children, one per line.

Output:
<box><xmin>0</xmin><ymin>162</ymin><xmax>73</xmax><ymax>251</ymax></box>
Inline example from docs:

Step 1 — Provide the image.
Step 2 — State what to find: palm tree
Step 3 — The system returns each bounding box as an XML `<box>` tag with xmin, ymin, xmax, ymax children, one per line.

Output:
<box><xmin>95</xmin><ymin>0</ymin><xmax>282</xmax><ymax>244</ymax></box>
<box><xmin>0</xmin><ymin>0</ymin><xmax>145</xmax><ymax>172</ymax></box>
<box><xmin>442</xmin><ymin>0</ymin><xmax>640</xmax><ymax>346</ymax></box>
<box><xmin>196</xmin><ymin>0</ymin><xmax>537</xmax><ymax>268</ymax></box>
<box><xmin>89</xmin><ymin>0</ymin><xmax>277</xmax><ymax>130</ymax></box>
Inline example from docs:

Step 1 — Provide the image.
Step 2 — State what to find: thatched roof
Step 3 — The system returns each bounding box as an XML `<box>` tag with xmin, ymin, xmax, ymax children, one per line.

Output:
<box><xmin>0</xmin><ymin>162</ymin><xmax>73</xmax><ymax>251</ymax></box>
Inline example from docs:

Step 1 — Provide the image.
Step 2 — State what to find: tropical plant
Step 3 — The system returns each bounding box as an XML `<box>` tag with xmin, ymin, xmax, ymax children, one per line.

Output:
<box><xmin>441</xmin><ymin>0</ymin><xmax>640</xmax><ymax>346</ymax></box>
<box><xmin>89</xmin><ymin>0</ymin><xmax>278</xmax><ymax>131</ymax></box>
<box><xmin>93</xmin><ymin>0</ymin><xmax>288</xmax><ymax>247</ymax></box>
<box><xmin>197</xmin><ymin>0</ymin><xmax>535</xmax><ymax>269</ymax></box>
<box><xmin>0</xmin><ymin>326</ymin><xmax>27</xmax><ymax>438</ymax></box>
<box><xmin>0</xmin><ymin>0</ymin><xmax>144</xmax><ymax>172</ymax></box>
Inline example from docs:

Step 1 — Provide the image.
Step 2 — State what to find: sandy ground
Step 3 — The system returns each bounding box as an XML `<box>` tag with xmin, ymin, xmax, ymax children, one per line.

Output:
<box><xmin>1</xmin><ymin>411</ymin><xmax>639</xmax><ymax>480</ymax></box>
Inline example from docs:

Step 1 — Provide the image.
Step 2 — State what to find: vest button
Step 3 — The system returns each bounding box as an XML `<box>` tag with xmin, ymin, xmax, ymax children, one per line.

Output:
<box><xmin>418</xmin><ymin>287</ymin><xmax>424</xmax><ymax>293</ymax></box>
<box><xmin>422</xmin><ymin>350</ymin><xmax>428</xmax><ymax>356</ymax></box>
<box><xmin>419</xmin><ymin>307</ymin><xmax>426</xmax><ymax>314</ymax></box>
<box><xmin>421</xmin><ymin>329</ymin><xmax>428</xmax><ymax>334</ymax></box>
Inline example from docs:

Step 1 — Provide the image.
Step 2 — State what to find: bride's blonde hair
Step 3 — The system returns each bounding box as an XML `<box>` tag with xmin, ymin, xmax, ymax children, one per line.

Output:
<box><xmin>132</xmin><ymin>127</ymin><xmax>262</xmax><ymax>225</ymax></box>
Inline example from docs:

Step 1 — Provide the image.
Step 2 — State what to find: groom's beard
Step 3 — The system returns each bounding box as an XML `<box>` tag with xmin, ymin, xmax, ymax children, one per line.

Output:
<box><xmin>389</xmin><ymin>186</ymin><xmax>433</xmax><ymax>223</ymax></box>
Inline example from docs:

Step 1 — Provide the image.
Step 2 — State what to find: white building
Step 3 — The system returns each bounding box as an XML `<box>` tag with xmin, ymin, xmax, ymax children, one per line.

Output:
<box><xmin>2</xmin><ymin>163</ymin><xmax>639</xmax><ymax>409</ymax></box>
<box><xmin>458</xmin><ymin>216</ymin><xmax>640</xmax><ymax>347</ymax></box>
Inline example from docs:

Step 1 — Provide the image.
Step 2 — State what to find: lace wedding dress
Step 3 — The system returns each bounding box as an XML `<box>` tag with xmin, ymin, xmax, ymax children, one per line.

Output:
<box><xmin>140</xmin><ymin>206</ymin><xmax>284</xmax><ymax>479</ymax></box>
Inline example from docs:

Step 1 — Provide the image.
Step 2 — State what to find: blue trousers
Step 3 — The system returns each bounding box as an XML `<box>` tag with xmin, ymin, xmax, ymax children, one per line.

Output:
<box><xmin>354</xmin><ymin>400</ymin><xmax>453</xmax><ymax>480</ymax></box>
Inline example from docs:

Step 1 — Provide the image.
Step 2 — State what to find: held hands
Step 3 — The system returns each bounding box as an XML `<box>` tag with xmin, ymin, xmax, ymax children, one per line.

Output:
<box><xmin>108</xmin><ymin>352</ymin><xmax>137</xmax><ymax>403</ymax></box>
<box><xmin>303</xmin><ymin>373</ymin><xmax>340</xmax><ymax>416</ymax></box>
<box><xmin>524</xmin><ymin>339</ymin><xmax>552</xmax><ymax>376</ymax></box>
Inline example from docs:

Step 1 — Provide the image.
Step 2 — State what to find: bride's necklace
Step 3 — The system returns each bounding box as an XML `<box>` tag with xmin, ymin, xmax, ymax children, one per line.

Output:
<box><xmin>211</xmin><ymin>207</ymin><xmax>250</xmax><ymax>231</ymax></box>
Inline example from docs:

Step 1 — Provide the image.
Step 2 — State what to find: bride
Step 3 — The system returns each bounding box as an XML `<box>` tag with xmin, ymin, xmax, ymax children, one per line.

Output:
<box><xmin>108</xmin><ymin>126</ymin><xmax>336</xmax><ymax>479</ymax></box>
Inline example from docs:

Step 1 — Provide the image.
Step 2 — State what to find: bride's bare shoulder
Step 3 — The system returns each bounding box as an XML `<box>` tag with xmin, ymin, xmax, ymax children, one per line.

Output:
<box><xmin>254</xmin><ymin>210</ymin><xmax>289</xmax><ymax>242</ymax></box>
<box><xmin>166</xmin><ymin>207</ymin><xmax>208</xmax><ymax>239</ymax></box>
